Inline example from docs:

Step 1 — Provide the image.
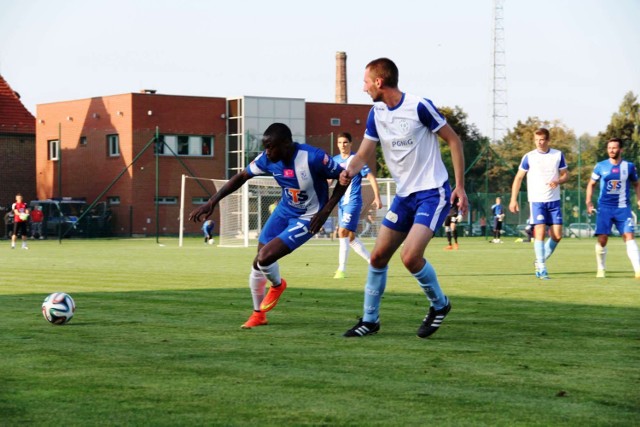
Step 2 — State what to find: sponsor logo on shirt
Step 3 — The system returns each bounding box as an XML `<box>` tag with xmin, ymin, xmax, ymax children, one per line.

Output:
<box><xmin>285</xmin><ymin>189</ymin><xmax>308</xmax><ymax>206</ymax></box>
<box><xmin>284</xmin><ymin>169</ymin><xmax>294</xmax><ymax>178</ymax></box>
<box><xmin>391</xmin><ymin>138</ymin><xmax>414</xmax><ymax>148</ymax></box>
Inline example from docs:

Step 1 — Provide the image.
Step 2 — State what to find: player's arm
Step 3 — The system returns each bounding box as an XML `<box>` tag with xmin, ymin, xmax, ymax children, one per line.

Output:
<box><xmin>585</xmin><ymin>178</ymin><xmax>598</xmax><ymax>214</ymax></box>
<box><xmin>365</xmin><ymin>172</ymin><xmax>383</xmax><ymax>209</ymax></box>
<box><xmin>189</xmin><ymin>171</ymin><xmax>251</xmax><ymax>222</ymax></box>
<box><xmin>632</xmin><ymin>179</ymin><xmax>640</xmax><ymax>210</ymax></box>
<box><xmin>509</xmin><ymin>169</ymin><xmax>527</xmax><ymax>213</ymax></box>
<box><xmin>309</xmin><ymin>182</ymin><xmax>349</xmax><ymax>234</ymax></box>
<box><xmin>438</xmin><ymin>124</ymin><xmax>468</xmax><ymax>216</ymax></box>
<box><xmin>550</xmin><ymin>168</ymin><xmax>569</xmax><ymax>189</ymax></box>
<box><xmin>340</xmin><ymin>138</ymin><xmax>376</xmax><ymax>185</ymax></box>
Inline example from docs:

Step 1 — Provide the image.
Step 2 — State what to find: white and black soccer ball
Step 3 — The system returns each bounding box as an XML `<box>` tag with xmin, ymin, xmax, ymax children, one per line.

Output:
<box><xmin>42</xmin><ymin>292</ymin><xmax>76</xmax><ymax>325</ymax></box>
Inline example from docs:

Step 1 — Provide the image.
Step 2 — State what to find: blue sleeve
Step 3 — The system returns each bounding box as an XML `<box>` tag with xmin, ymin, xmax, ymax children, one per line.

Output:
<box><xmin>417</xmin><ymin>98</ymin><xmax>446</xmax><ymax>132</ymax></box>
<box><xmin>630</xmin><ymin>162</ymin><xmax>638</xmax><ymax>182</ymax></box>
<box><xmin>364</xmin><ymin>108</ymin><xmax>378</xmax><ymax>140</ymax></box>
<box><xmin>559</xmin><ymin>152</ymin><xmax>567</xmax><ymax>170</ymax></box>
<box><xmin>312</xmin><ymin>148</ymin><xmax>343</xmax><ymax>180</ymax></box>
<box><xmin>519</xmin><ymin>154</ymin><xmax>530</xmax><ymax>171</ymax></box>
<box><xmin>360</xmin><ymin>163</ymin><xmax>371</xmax><ymax>177</ymax></box>
<box><xmin>246</xmin><ymin>152</ymin><xmax>268</xmax><ymax>177</ymax></box>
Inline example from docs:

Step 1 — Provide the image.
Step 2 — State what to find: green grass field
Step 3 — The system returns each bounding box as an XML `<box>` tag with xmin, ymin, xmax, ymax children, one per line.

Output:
<box><xmin>1</xmin><ymin>236</ymin><xmax>638</xmax><ymax>426</ymax></box>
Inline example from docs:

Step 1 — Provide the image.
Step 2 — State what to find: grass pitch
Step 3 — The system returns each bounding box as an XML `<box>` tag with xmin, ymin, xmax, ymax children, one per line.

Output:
<box><xmin>1</xmin><ymin>236</ymin><xmax>639</xmax><ymax>426</ymax></box>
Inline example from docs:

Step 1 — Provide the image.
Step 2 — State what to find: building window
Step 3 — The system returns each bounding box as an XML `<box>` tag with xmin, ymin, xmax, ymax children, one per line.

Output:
<box><xmin>107</xmin><ymin>196</ymin><xmax>120</xmax><ymax>205</ymax></box>
<box><xmin>107</xmin><ymin>134</ymin><xmax>120</xmax><ymax>157</ymax></box>
<box><xmin>79</xmin><ymin>136</ymin><xmax>87</xmax><ymax>146</ymax></box>
<box><xmin>154</xmin><ymin>196</ymin><xmax>178</xmax><ymax>205</ymax></box>
<box><xmin>192</xmin><ymin>197</ymin><xmax>209</xmax><ymax>205</ymax></box>
<box><xmin>48</xmin><ymin>139</ymin><xmax>59</xmax><ymax>161</ymax></box>
<box><xmin>157</xmin><ymin>134</ymin><xmax>214</xmax><ymax>157</ymax></box>
<box><xmin>330</xmin><ymin>118</ymin><xmax>341</xmax><ymax>126</ymax></box>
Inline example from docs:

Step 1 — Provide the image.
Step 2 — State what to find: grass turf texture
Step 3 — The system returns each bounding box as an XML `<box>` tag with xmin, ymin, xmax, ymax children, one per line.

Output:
<box><xmin>1</xmin><ymin>237</ymin><xmax>638</xmax><ymax>426</ymax></box>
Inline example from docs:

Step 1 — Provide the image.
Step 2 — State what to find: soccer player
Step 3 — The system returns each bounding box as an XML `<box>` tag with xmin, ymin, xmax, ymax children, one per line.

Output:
<box><xmin>509</xmin><ymin>128</ymin><xmax>569</xmax><ymax>280</ymax></box>
<box><xmin>331</xmin><ymin>132</ymin><xmax>382</xmax><ymax>279</ymax></box>
<box><xmin>340</xmin><ymin>57</ymin><xmax>467</xmax><ymax>338</ymax></box>
<box><xmin>585</xmin><ymin>138</ymin><xmax>640</xmax><ymax>278</ymax></box>
<box><xmin>443</xmin><ymin>198</ymin><xmax>462</xmax><ymax>250</ymax></box>
<box><xmin>491</xmin><ymin>197</ymin><xmax>505</xmax><ymax>243</ymax></box>
<box><xmin>189</xmin><ymin>123</ymin><xmax>348</xmax><ymax>329</ymax></box>
<box><xmin>202</xmin><ymin>219</ymin><xmax>215</xmax><ymax>245</ymax></box>
<box><xmin>11</xmin><ymin>193</ymin><xmax>29</xmax><ymax>250</ymax></box>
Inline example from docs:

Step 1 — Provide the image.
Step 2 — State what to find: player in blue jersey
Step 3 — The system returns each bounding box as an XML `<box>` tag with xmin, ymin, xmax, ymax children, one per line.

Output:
<box><xmin>490</xmin><ymin>197</ymin><xmax>505</xmax><ymax>243</ymax></box>
<box><xmin>585</xmin><ymin>138</ymin><xmax>640</xmax><ymax>278</ymax></box>
<box><xmin>331</xmin><ymin>132</ymin><xmax>382</xmax><ymax>279</ymax></box>
<box><xmin>202</xmin><ymin>219</ymin><xmax>215</xmax><ymax>245</ymax></box>
<box><xmin>509</xmin><ymin>128</ymin><xmax>569</xmax><ymax>280</ymax></box>
<box><xmin>189</xmin><ymin>123</ymin><xmax>348</xmax><ymax>329</ymax></box>
<box><xmin>340</xmin><ymin>58</ymin><xmax>468</xmax><ymax>338</ymax></box>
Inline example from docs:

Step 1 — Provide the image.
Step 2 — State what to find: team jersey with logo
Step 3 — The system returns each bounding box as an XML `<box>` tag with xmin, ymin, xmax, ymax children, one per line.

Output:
<box><xmin>364</xmin><ymin>93</ymin><xmax>448</xmax><ymax>197</ymax></box>
<box><xmin>591</xmin><ymin>159</ymin><xmax>638</xmax><ymax>208</ymax></box>
<box><xmin>332</xmin><ymin>153</ymin><xmax>370</xmax><ymax>206</ymax></box>
<box><xmin>491</xmin><ymin>203</ymin><xmax>503</xmax><ymax>218</ymax></box>
<box><xmin>518</xmin><ymin>148</ymin><xmax>567</xmax><ymax>202</ymax></box>
<box><xmin>12</xmin><ymin>201</ymin><xmax>28</xmax><ymax>222</ymax></box>
<box><xmin>247</xmin><ymin>143</ymin><xmax>343</xmax><ymax>221</ymax></box>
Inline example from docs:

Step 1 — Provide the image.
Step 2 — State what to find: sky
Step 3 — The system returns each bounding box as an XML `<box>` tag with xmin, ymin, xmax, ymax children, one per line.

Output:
<box><xmin>0</xmin><ymin>0</ymin><xmax>638</xmax><ymax>139</ymax></box>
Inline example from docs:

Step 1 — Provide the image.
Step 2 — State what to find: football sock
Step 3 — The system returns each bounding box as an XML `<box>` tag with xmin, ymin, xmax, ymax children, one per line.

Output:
<box><xmin>595</xmin><ymin>243</ymin><xmax>607</xmax><ymax>271</ymax></box>
<box><xmin>249</xmin><ymin>267</ymin><xmax>267</xmax><ymax>311</ymax></box>
<box><xmin>338</xmin><ymin>237</ymin><xmax>349</xmax><ymax>271</ymax></box>
<box><xmin>363</xmin><ymin>265</ymin><xmax>388</xmax><ymax>323</ymax></box>
<box><xmin>544</xmin><ymin>238</ymin><xmax>559</xmax><ymax>260</ymax></box>
<box><xmin>453</xmin><ymin>229</ymin><xmax>458</xmax><ymax>244</ymax></box>
<box><xmin>446</xmin><ymin>230</ymin><xmax>452</xmax><ymax>245</ymax></box>
<box><xmin>413</xmin><ymin>259</ymin><xmax>447</xmax><ymax>310</ymax></box>
<box><xmin>257</xmin><ymin>261</ymin><xmax>282</xmax><ymax>286</ymax></box>
<box><xmin>625</xmin><ymin>239</ymin><xmax>640</xmax><ymax>273</ymax></box>
<box><xmin>349</xmin><ymin>238</ymin><xmax>370</xmax><ymax>262</ymax></box>
<box><xmin>534</xmin><ymin>240</ymin><xmax>546</xmax><ymax>269</ymax></box>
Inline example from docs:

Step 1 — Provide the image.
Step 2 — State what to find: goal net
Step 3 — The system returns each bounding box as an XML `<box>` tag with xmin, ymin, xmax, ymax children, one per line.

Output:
<box><xmin>179</xmin><ymin>174</ymin><xmax>396</xmax><ymax>247</ymax></box>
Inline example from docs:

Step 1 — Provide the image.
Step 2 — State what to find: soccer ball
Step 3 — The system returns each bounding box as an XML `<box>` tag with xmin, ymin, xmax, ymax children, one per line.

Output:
<box><xmin>42</xmin><ymin>292</ymin><xmax>76</xmax><ymax>325</ymax></box>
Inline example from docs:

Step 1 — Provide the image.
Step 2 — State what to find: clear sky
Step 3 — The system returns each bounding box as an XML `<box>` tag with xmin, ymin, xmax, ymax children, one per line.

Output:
<box><xmin>0</xmin><ymin>0</ymin><xmax>638</xmax><ymax>139</ymax></box>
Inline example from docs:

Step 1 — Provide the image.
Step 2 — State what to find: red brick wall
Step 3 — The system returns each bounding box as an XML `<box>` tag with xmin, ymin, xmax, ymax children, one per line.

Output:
<box><xmin>0</xmin><ymin>133</ymin><xmax>36</xmax><ymax>212</ymax></box>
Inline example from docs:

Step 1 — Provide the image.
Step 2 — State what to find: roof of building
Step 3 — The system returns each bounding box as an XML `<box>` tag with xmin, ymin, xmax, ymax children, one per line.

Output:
<box><xmin>0</xmin><ymin>74</ymin><xmax>35</xmax><ymax>134</ymax></box>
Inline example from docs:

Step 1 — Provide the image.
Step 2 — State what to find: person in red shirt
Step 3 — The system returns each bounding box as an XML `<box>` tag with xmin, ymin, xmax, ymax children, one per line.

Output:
<box><xmin>11</xmin><ymin>193</ymin><xmax>29</xmax><ymax>249</ymax></box>
<box><xmin>30</xmin><ymin>205</ymin><xmax>44</xmax><ymax>239</ymax></box>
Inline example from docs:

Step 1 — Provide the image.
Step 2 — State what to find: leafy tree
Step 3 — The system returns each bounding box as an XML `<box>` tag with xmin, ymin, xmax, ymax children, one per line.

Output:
<box><xmin>597</xmin><ymin>91</ymin><xmax>640</xmax><ymax>163</ymax></box>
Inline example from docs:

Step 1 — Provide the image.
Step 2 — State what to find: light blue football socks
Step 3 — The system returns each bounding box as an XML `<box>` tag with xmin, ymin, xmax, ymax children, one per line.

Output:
<box><xmin>363</xmin><ymin>265</ymin><xmax>388</xmax><ymax>323</ymax></box>
<box><xmin>413</xmin><ymin>259</ymin><xmax>447</xmax><ymax>310</ymax></box>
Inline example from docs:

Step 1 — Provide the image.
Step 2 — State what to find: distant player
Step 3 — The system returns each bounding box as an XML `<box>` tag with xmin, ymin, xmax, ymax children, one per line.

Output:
<box><xmin>509</xmin><ymin>128</ymin><xmax>569</xmax><ymax>280</ymax></box>
<box><xmin>491</xmin><ymin>197</ymin><xmax>505</xmax><ymax>243</ymax></box>
<box><xmin>331</xmin><ymin>132</ymin><xmax>382</xmax><ymax>279</ymax></box>
<box><xmin>443</xmin><ymin>198</ymin><xmax>462</xmax><ymax>250</ymax></box>
<box><xmin>585</xmin><ymin>138</ymin><xmax>640</xmax><ymax>278</ymax></box>
<box><xmin>202</xmin><ymin>219</ymin><xmax>215</xmax><ymax>245</ymax></box>
<box><xmin>11</xmin><ymin>193</ymin><xmax>29</xmax><ymax>250</ymax></box>
<box><xmin>189</xmin><ymin>123</ymin><xmax>347</xmax><ymax>329</ymax></box>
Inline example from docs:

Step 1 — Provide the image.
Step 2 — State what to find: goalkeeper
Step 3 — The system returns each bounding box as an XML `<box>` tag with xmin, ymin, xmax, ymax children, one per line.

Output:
<box><xmin>189</xmin><ymin>123</ymin><xmax>348</xmax><ymax>329</ymax></box>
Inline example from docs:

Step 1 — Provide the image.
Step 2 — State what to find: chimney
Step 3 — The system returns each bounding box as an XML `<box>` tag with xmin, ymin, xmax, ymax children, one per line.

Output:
<box><xmin>335</xmin><ymin>51</ymin><xmax>347</xmax><ymax>104</ymax></box>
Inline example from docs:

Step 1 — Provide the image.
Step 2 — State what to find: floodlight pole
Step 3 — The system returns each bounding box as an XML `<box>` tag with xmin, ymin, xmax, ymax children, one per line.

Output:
<box><xmin>155</xmin><ymin>126</ymin><xmax>160</xmax><ymax>244</ymax></box>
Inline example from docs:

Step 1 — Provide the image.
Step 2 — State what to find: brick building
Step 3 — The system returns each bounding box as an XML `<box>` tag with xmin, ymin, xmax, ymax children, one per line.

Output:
<box><xmin>0</xmin><ymin>74</ymin><xmax>36</xmax><ymax>215</ymax></box>
<box><xmin>36</xmin><ymin>92</ymin><xmax>371</xmax><ymax>236</ymax></box>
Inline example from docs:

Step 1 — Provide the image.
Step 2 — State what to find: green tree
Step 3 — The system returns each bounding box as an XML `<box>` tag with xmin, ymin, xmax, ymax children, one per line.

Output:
<box><xmin>597</xmin><ymin>91</ymin><xmax>640</xmax><ymax>163</ymax></box>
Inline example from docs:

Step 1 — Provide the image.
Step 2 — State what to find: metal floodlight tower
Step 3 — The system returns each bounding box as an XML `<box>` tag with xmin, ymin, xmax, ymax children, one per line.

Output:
<box><xmin>491</xmin><ymin>0</ymin><xmax>508</xmax><ymax>143</ymax></box>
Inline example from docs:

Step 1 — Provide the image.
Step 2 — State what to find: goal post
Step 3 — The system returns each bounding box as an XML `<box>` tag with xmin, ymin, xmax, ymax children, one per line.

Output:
<box><xmin>179</xmin><ymin>174</ymin><xmax>396</xmax><ymax>247</ymax></box>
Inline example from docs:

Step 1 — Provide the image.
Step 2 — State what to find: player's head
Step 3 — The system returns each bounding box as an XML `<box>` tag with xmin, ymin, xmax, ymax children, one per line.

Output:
<box><xmin>262</xmin><ymin>123</ymin><xmax>294</xmax><ymax>162</ymax></box>
<box><xmin>337</xmin><ymin>132</ymin><xmax>352</xmax><ymax>156</ymax></box>
<box><xmin>607</xmin><ymin>137</ymin><xmax>622</xmax><ymax>160</ymax></box>
<box><xmin>534</xmin><ymin>128</ymin><xmax>550</xmax><ymax>151</ymax></box>
<box><xmin>496</xmin><ymin>196</ymin><xmax>501</xmax><ymax>204</ymax></box>
<box><xmin>15</xmin><ymin>193</ymin><xmax>23</xmax><ymax>202</ymax></box>
<box><xmin>364</xmin><ymin>58</ymin><xmax>399</xmax><ymax>101</ymax></box>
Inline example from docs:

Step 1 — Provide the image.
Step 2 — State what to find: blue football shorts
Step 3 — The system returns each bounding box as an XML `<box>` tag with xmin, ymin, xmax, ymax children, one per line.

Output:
<box><xmin>529</xmin><ymin>200</ymin><xmax>563</xmax><ymax>225</ymax></box>
<box><xmin>381</xmin><ymin>184</ymin><xmax>451</xmax><ymax>233</ymax></box>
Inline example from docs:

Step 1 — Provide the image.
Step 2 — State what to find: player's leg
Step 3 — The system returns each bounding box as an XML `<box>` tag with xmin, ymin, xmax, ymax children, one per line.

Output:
<box><xmin>615</xmin><ymin>209</ymin><xmax>640</xmax><ymax>277</ymax></box>
<box><xmin>335</xmin><ymin>206</ymin><xmax>350</xmax><ymax>278</ymax></box>
<box><xmin>242</xmin><ymin>246</ymin><xmax>269</xmax><ymax>329</ymax></box>
<box><xmin>594</xmin><ymin>207</ymin><xmax>613</xmax><ymax>278</ymax></box>
<box><xmin>11</xmin><ymin>222</ymin><xmax>17</xmax><ymax>248</ymax></box>
<box><xmin>395</xmin><ymin>188</ymin><xmax>452</xmax><ymax>338</ymax></box>
<box><xmin>452</xmin><ymin>222</ymin><xmax>458</xmax><ymax>249</ymax></box>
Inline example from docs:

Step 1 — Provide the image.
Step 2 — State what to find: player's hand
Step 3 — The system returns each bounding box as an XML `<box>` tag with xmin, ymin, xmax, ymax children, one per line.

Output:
<box><xmin>339</xmin><ymin>170</ymin><xmax>353</xmax><ymax>186</ymax></box>
<box><xmin>189</xmin><ymin>202</ymin><xmax>214</xmax><ymax>223</ymax></box>
<box><xmin>452</xmin><ymin>188</ymin><xmax>468</xmax><ymax>216</ymax></box>
<box><xmin>509</xmin><ymin>201</ymin><xmax>519</xmax><ymax>213</ymax></box>
<box><xmin>372</xmin><ymin>197</ymin><xmax>383</xmax><ymax>210</ymax></box>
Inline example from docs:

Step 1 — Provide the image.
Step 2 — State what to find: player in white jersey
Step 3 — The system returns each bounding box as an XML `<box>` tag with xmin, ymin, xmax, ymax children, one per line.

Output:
<box><xmin>340</xmin><ymin>57</ymin><xmax>468</xmax><ymax>338</ymax></box>
<box><xmin>509</xmin><ymin>128</ymin><xmax>569</xmax><ymax>279</ymax></box>
<box><xmin>189</xmin><ymin>123</ymin><xmax>348</xmax><ymax>329</ymax></box>
<box><xmin>332</xmin><ymin>132</ymin><xmax>382</xmax><ymax>279</ymax></box>
<box><xmin>585</xmin><ymin>138</ymin><xmax>640</xmax><ymax>278</ymax></box>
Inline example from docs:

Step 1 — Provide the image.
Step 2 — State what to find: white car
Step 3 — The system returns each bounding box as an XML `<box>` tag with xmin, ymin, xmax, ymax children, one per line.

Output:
<box><xmin>566</xmin><ymin>223</ymin><xmax>595</xmax><ymax>238</ymax></box>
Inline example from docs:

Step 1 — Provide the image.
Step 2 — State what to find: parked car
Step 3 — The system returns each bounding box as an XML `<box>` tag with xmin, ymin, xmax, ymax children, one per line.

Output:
<box><xmin>566</xmin><ymin>223</ymin><xmax>595</xmax><ymax>238</ymax></box>
<box><xmin>28</xmin><ymin>198</ymin><xmax>112</xmax><ymax>238</ymax></box>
